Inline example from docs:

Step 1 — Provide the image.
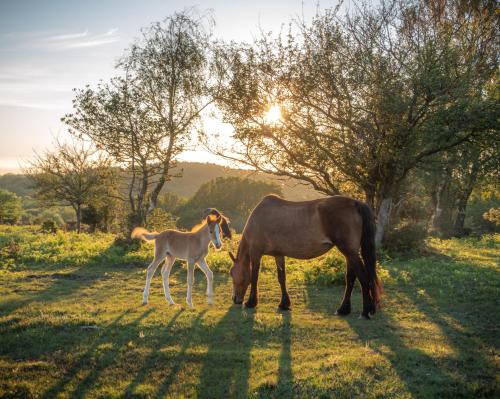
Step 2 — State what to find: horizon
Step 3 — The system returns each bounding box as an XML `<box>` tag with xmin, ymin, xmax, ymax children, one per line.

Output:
<box><xmin>0</xmin><ymin>0</ymin><xmax>336</xmax><ymax>174</ymax></box>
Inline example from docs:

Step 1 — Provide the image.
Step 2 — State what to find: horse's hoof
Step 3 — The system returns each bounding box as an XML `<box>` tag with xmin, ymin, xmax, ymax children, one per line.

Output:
<box><xmin>358</xmin><ymin>314</ymin><xmax>371</xmax><ymax>320</ymax></box>
<box><xmin>335</xmin><ymin>306</ymin><xmax>351</xmax><ymax>316</ymax></box>
<box><xmin>278</xmin><ymin>303</ymin><xmax>291</xmax><ymax>311</ymax></box>
<box><xmin>142</xmin><ymin>301</ymin><xmax>148</xmax><ymax>306</ymax></box>
<box><xmin>168</xmin><ymin>301</ymin><xmax>176</xmax><ymax>306</ymax></box>
<box><xmin>244</xmin><ymin>300</ymin><xmax>257</xmax><ymax>308</ymax></box>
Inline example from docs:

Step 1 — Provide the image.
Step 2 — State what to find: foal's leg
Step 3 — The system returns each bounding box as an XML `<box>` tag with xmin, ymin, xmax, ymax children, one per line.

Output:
<box><xmin>275</xmin><ymin>256</ymin><xmax>291</xmax><ymax>310</ymax></box>
<box><xmin>143</xmin><ymin>256</ymin><xmax>163</xmax><ymax>305</ymax></box>
<box><xmin>198</xmin><ymin>258</ymin><xmax>214</xmax><ymax>305</ymax></box>
<box><xmin>161</xmin><ymin>255</ymin><xmax>176</xmax><ymax>305</ymax></box>
<box><xmin>245</xmin><ymin>254</ymin><xmax>262</xmax><ymax>308</ymax></box>
<box><xmin>335</xmin><ymin>259</ymin><xmax>356</xmax><ymax>316</ymax></box>
<box><xmin>186</xmin><ymin>259</ymin><xmax>196</xmax><ymax>309</ymax></box>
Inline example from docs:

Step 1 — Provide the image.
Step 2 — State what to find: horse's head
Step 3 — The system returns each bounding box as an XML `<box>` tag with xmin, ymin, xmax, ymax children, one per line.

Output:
<box><xmin>206</xmin><ymin>214</ymin><xmax>222</xmax><ymax>250</ymax></box>
<box><xmin>228</xmin><ymin>251</ymin><xmax>250</xmax><ymax>304</ymax></box>
<box><xmin>202</xmin><ymin>208</ymin><xmax>232</xmax><ymax>239</ymax></box>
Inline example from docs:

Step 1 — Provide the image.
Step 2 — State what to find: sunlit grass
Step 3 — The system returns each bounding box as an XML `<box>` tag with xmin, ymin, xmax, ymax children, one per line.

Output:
<box><xmin>0</xmin><ymin>226</ymin><xmax>498</xmax><ymax>398</ymax></box>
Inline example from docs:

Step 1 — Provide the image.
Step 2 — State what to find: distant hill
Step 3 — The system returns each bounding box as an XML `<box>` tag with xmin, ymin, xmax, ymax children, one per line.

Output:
<box><xmin>0</xmin><ymin>162</ymin><xmax>323</xmax><ymax>201</ymax></box>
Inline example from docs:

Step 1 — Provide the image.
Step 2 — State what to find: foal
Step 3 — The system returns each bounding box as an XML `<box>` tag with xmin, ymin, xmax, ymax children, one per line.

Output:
<box><xmin>131</xmin><ymin>214</ymin><xmax>224</xmax><ymax>308</ymax></box>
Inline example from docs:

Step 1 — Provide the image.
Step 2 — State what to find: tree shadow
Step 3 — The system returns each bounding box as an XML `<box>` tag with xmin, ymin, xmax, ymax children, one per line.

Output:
<box><xmin>195</xmin><ymin>306</ymin><xmax>256</xmax><ymax>399</ymax></box>
<box><xmin>305</xmin><ymin>253</ymin><xmax>498</xmax><ymax>398</ymax></box>
<box><xmin>40</xmin><ymin>308</ymin><xmax>153</xmax><ymax>399</ymax></box>
<box><xmin>123</xmin><ymin>308</ymin><xmax>185</xmax><ymax>397</ymax></box>
<box><xmin>0</xmin><ymin>242</ymin><xmax>132</xmax><ymax>317</ymax></box>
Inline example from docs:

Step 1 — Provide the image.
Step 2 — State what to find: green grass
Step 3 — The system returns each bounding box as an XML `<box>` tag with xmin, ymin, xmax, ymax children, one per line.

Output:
<box><xmin>0</xmin><ymin>226</ymin><xmax>498</xmax><ymax>398</ymax></box>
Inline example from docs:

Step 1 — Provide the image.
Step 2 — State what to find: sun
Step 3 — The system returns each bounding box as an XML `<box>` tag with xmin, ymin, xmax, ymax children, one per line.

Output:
<box><xmin>264</xmin><ymin>104</ymin><xmax>282</xmax><ymax>124</ymax></box>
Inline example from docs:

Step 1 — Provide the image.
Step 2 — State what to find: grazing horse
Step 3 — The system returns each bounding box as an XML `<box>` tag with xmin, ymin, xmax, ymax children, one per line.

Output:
<box><xmin>132</xmin><ymin>212</ymin><xmax>229</xmax><ymax>308</ymax></box>
<box><xmin>228</xmin><ymin>195</ymin><xmax>383</xmax><ymax>319</ymax></box>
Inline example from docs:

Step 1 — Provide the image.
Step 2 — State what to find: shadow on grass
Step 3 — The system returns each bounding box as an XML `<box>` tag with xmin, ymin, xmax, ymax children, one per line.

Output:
<box><xmin>0</xmin><ymin>243</ymin><xmax>141</xmax><ymax>317</ymax></box>
<box><xmin>195</xmin><ymin>306</ymin><xmax>256</xmax><ymax>399</ymax></box>
<box><xmin>40</xmin><ymin>308</ymin><xmax>152</xmax><ymax>399</ymax></box>
<box><xmin>254</xmin><ymin>311</ymin><xmax>294</xmax><ymax>399</ymax></box>
<box><xmin>305</xmin><ymin>252</ymin><xmax>499</xmax><ymax>398</ymax></box>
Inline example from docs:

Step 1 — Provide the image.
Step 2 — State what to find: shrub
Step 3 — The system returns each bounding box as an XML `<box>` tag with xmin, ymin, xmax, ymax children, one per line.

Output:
<box><xmin>383</xmin><ymin>223</ymin><xmax>427</xmax><ymax>254</ymax></box>
<box><xmin>303</xmin><ymin>254</ymin><xmax>345</xmax><ymax>286</ymax></box>
<box><xmin>41</xmin><ymin>220</ymin><xmax>58</xmax><ymax>234</ymax></box>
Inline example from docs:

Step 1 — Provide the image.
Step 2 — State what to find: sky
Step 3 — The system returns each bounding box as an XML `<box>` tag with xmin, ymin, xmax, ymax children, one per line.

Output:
<box><xmin>0</xmin><ymin>0</ymin><xmax>338</xmax><ymax>173</ymax></box>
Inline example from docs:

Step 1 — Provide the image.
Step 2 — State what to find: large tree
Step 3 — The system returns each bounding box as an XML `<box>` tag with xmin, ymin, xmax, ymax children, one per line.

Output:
<box><xmin>209</xmin><ymin>0</ymin><xmax>499</xmax><ymax>244</ymax></box>
<box><xmin>26</xmin><ymin>139</ymin><xmax>113</xmax><ymax>233</ymax></box>
<box><xmin>63</xmin><ymin>11</ymin><xmax>215</xmax><ymax>230</ymax></box>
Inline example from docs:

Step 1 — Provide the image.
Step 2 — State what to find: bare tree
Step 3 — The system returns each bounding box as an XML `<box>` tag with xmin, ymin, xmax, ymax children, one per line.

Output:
<box><xmin>26</xmin><ymin>138</ymin><xmax>113</xmax><ymax>233</ymax></box>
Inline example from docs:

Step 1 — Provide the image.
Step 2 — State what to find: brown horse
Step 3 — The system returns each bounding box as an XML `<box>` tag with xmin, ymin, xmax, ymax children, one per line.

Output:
<box><xmin>228</xmin><ymin>195</ymin><xmax>383</xmax><ymax>319</ymax></box>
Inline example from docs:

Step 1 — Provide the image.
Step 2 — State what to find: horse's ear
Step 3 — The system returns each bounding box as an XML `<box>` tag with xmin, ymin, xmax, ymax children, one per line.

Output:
<box><xmin>229</xmin><ymin>251</ymin><xmax>236</xmax><ymax>262</ymax></box>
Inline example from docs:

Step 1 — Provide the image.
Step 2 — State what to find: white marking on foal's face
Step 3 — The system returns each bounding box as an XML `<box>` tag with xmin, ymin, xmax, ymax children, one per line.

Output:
<box><xmin>211</xmin><ymin>224</ymin><xmax>222</xmax><ymax>250</ymax></box>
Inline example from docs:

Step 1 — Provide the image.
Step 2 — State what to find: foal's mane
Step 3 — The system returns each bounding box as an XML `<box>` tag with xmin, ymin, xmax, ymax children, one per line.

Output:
<box><xmin>191</xmin><ymin>214</ymin><xmax>218</xmax><ymax>233</ymax></box>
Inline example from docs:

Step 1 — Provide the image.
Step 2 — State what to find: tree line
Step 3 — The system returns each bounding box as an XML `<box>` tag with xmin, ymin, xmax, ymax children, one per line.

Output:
<box><xmin>21</xmin><ymin>1</ymin><xmax>498</xmax><ymax>246</ymax></box>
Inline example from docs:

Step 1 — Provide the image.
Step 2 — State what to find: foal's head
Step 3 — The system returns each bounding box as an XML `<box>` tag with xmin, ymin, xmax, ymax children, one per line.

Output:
<box><xmin>206</xmin><ymin>215</ymin><xmax>222</xmax><ymax>250</ymax></box>
<box><xmin>228</xmin><ymin>251</ymin><xmax>250</xmax><ymax>304</ymax></box>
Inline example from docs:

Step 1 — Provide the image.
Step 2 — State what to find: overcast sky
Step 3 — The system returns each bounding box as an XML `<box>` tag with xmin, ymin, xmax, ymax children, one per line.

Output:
<box><xmin>0</xmin><ymin>0</ymin><xmax>341</xmax><ymax>173</ymax></box>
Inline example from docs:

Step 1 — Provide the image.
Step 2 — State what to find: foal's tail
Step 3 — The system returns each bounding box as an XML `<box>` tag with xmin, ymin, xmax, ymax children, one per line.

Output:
<box><xmin>131</xmin><ymin>227</ymin><xmax>159</xmax><ymax>242</ymax></box>
<box><xmin>355</xmin><ymin>201</ymin><xmax>383</xmax><ymax>310</ymax></box>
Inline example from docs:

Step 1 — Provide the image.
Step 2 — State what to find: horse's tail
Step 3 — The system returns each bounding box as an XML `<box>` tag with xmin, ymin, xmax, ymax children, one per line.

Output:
<box><xmin>355</xmin><ymin>201</ymin><xmax>383</xmax><ymax>310</ymax></box>
<box><xmin>131</xmin><ymin>227</ymin><xmax>159</xmax><ymax>242</ymax></box>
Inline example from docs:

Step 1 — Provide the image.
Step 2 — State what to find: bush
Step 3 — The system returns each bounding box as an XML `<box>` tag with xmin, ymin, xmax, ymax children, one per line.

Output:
<box><xmin>483</xmin><ymin>207</ymin><xmax>500</xmax><ymax>227</ymax></box>
<box><xmin>383</xmin><ymin>223</ymin><xmax>428</xmax><ymax>254</ymax></box>
<box><xmin>41</xmin><ymin>220</ymin><xmax>58</xmax><ymax>234</ymax></box>
<box><xmin>303</xmin><ymin>254</ymin><xmax>345</xmax><ymax>286</ymax></box>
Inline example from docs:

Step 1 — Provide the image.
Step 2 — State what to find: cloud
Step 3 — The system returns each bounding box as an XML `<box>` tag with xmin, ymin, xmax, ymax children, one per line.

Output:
<box><xmin>42</xmin><ymin>28</ymin><xmax>120</xmax><ymax>50</ymax></box>
<box><xmin>1</xmin><ymin>28</ymin><xmax>120</xmax><ymax>51</ymax></box>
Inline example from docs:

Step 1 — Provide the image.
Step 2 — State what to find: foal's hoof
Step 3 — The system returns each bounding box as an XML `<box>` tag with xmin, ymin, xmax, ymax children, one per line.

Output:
<box><xmin>142</xmin><ymin>300</ymin><xmax>148</xmax><ymax>306</ymax></box>
<box><xmin>278</xmin><ymin>302</ymin><xmax>291</xmax><ymax>311</ymax></box>
<box><xmin>358</xmin><ymin>313</ymin><xmax>371</xmax><ymax>320</ymax></box>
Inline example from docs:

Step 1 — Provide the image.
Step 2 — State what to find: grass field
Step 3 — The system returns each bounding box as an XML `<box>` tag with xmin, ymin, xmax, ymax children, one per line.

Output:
<box><xmin>0</xmin><ymin>226</ymin><xmax>498</xmax><ymax>398</ymax></box>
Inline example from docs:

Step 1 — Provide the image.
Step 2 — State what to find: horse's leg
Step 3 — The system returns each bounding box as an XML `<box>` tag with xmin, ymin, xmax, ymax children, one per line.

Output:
<box><xmin>161</xmin><ymin>255</ymin><xmax>176</xmax><ymax>305</ymax></box>
<box><xmin>143</xmin><ymin>256</ymin><xmax>163</xmax><ymax>305</ymax></box>
<box><xmin>186</xmin><ymin>259</ymin><xmax>195</xmax><ymax>309</ymax></box>
<box><xmin>275</xmin><ymin>256</ymin><xmax>291</xmax><ymax>310</ymax></box>
<box><xmin>245</xmin><ymin>253</ymin><xmax>262</xmax><ymax>308</ymax></box>
<box><xmin>346</xmin><ymin>252</ymin><xmax>375</xmax><ymax>319</ymax></box>
<box><xmin>198</xmin><ymin>258</ymin><xmax>214</xmax><ymax>305</ymax></box>
<box><xmin>335</xmin><ymin>257</ymin><xmax>356</xmax><ymax>316</ymax></box>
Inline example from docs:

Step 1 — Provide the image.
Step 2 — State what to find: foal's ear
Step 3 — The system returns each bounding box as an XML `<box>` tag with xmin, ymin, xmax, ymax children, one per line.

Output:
<box><xmin>229</xmin><ymin>251</ymin><xmax>236</xmax><ymax>262</ymax></box>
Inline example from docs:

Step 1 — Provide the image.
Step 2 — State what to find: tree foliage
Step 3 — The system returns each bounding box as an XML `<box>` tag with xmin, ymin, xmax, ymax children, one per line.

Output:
<box><xmin>63</xmin><ymin>10</ymin><xmax>215</xmax><ymax>230</ymax></box>
<box><xmin>176</xmin><ymin>177</ymin><xmax>282</xmax><ymax>231</ymax></box>
<box><xmin>25</xmin><ymin>138</ymin><xmax>113</xmax><ymax>233</ymax></box>
<box><xmin>0</xmin><ymin>189</ymin><xmax>23</xmax><ymax>224</ymax></box>
<box><xmin>209</xmin><ymin>0</ymin><xmax>499</xmax><ymax>243</ymax></box>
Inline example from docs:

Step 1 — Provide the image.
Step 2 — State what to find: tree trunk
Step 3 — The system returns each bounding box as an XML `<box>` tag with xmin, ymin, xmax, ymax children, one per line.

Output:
<box><xmin>375</xmin><ymin>197</ymin><xmax>392</xmax><ymax>246</ymax></box>
<box><xmin>452</xmin><ymin>160</ymin><xmax>479</xmax><ymax>237</ymax></box>
<box><xmin>430</xmin><ymin>166</ymin><xmax>453</xmax><ymax>237</ymax></box>
<box><xmin>76</xmin><ymin>204</ymin><xmax>82</xmax><ymax>234</ymax></box>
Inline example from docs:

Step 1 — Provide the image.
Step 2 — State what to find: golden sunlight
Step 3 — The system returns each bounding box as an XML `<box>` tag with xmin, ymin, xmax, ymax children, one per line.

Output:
<box><xmin>264</xmin><ymin>104</ymin><xmax>282</xmax><ymax>124</ymax></box>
